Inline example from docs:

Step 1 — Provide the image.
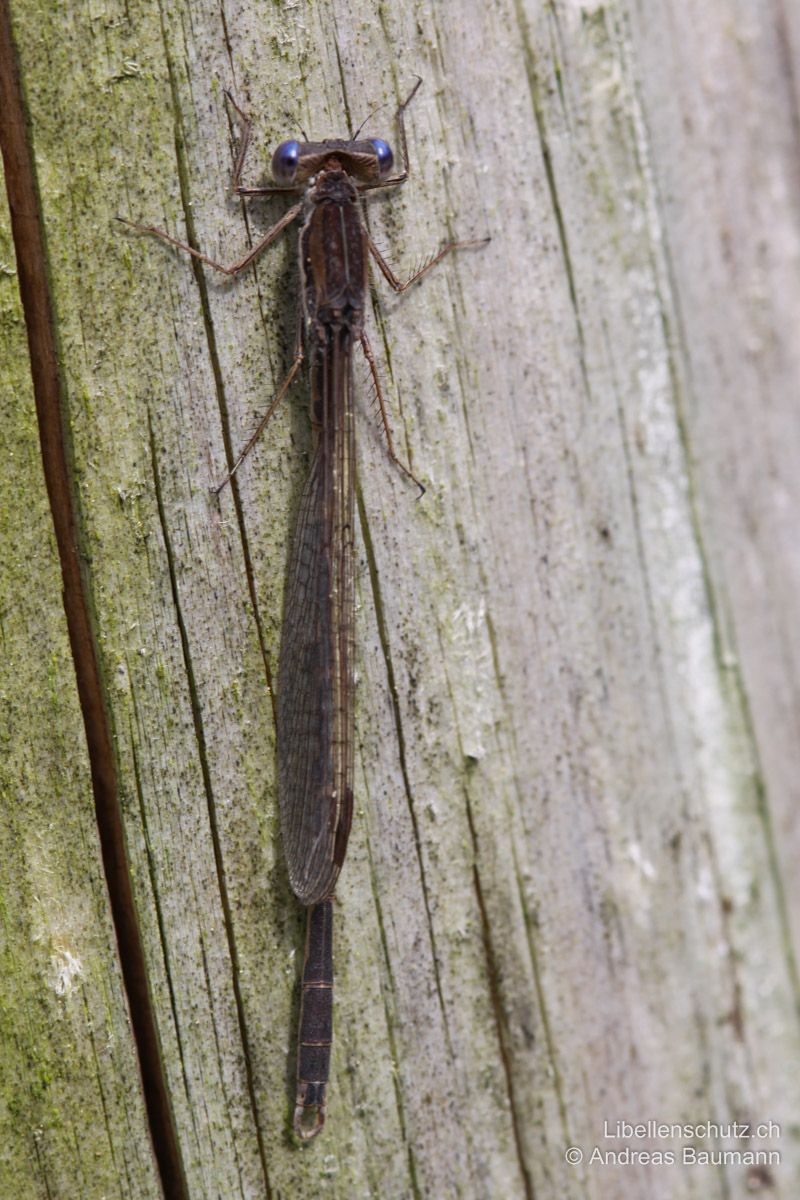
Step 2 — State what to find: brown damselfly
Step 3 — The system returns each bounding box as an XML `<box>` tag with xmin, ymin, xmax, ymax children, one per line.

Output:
<box><xmin>120</xmin><ymin>78</ymin><xmax>486</xmax><ymax>1140</ymax></box>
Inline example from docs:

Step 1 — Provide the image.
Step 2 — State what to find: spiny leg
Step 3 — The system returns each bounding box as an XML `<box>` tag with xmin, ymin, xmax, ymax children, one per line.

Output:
<box><xmin>358</xmin><ymin>330</ymin><xmax>425</xmax><ymax>496</ymax></box>
<box><xmin>393</xmin><ymin>75</ymin><xmax>422</xmax><ymax>184</ymax></box>
<box><xmin>225</xmin><ymin>89</ymin><xmax>254</xmax><ymax>194</ymax></box>
<box><xmin>214</xmin><ymin>304</ymin><xmax>305</xmax><ymax>493</ymax></box>
<box><xmin>367</xmin><ymin>231</ymin><xmax>490</xmax><ymax>294</ymax></box>
<box><xmin>358</xmin><ymin>76</ymin><xmax>422</xmax><ymax>193</ymax></box>
<box><xmin>116</xmin><ymin>201</ymin><xmax>302</xmax><ymax>277</ymax></box>
<box><xmin>224</xmin><ymin>89</ymin><xmax>297</xmax><ymax>199</ymax></box>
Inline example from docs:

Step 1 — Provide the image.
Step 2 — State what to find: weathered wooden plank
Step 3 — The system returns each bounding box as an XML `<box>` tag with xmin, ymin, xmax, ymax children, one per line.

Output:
<box><xmin>0</xmin><ymin>176</ymin><xmax>160</xmax><ymax>1198</ymax></box>
<box><xmin>628</xmin><ymin>0</ymin><xmax>800</xmax><ymax>979</ymax></box>
<box><xmin>3</xmin><ymin>0</ymin><xmax>799</xmax><ymax>1197</ymax></box>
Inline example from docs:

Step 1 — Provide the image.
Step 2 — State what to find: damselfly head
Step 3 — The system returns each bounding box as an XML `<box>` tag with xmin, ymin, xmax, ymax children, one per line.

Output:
<box><xmin>271</xmin><ymin>137</ymin><xmax>395</xmax><ymax>186</ymax></box>
<box><xmin>368</xmin><ymin>139</ymin><xmax>394</xmax><ymax>177</ymax></box>
<box><xmin>271</xmin><ymin>140</ymin><xmax>301</xmax><ymax>184</ymax></box>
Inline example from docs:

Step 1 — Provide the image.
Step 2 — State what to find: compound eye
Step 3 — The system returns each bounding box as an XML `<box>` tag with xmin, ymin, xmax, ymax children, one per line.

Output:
<box><xmin>370</xmin><ymin>138</ymin><xmax>394</xmax><ymax>178</ymax></box>
<box><xmin>271</xmin><ymin>140</ymin><xmax>300</xmax><ymax>184</ymax></box>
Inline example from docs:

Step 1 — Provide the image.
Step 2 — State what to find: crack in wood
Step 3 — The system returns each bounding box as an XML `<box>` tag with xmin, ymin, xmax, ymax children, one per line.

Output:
<box><xmin>0</xmin><ymin>6</ymin><xmax>189</xmax><ymax>1198</ymax></box>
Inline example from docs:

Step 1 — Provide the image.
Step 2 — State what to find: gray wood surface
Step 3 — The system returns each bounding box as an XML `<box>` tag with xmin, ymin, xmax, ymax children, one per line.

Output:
<box><xmin>2</xmin><ymin>0</ymin><xmax>799</xmax><ymax>1197</ymax></box>
<box><xmin>0</xmin><ymin>185</ymin><xmax>162</xmax><ymax>1198</ymax></box>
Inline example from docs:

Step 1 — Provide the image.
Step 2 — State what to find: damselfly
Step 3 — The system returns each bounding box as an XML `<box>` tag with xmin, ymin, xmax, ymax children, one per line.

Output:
<box><xmin>120</xmin><ymin>78</ymin><xmax>486</xmax><ymax>1140</ymax></box>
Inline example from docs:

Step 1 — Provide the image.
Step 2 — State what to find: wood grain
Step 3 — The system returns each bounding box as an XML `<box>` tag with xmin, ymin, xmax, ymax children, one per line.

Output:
<box><xmin>2</xmin><ymin>0</ymin><xmax>799</xmax><ymax>1196</ymax></box>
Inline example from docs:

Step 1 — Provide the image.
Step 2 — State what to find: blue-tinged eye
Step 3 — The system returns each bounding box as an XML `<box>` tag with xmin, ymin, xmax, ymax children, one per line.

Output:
<box><xmin>370</xmin><ymin>138</ymin><xmax>394</xmax><ymax>178</ymax></box>
<box><xmin>272</xmin><ymin>140</ymin><xmax>300</xmax><ymax>184</ymax></box>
